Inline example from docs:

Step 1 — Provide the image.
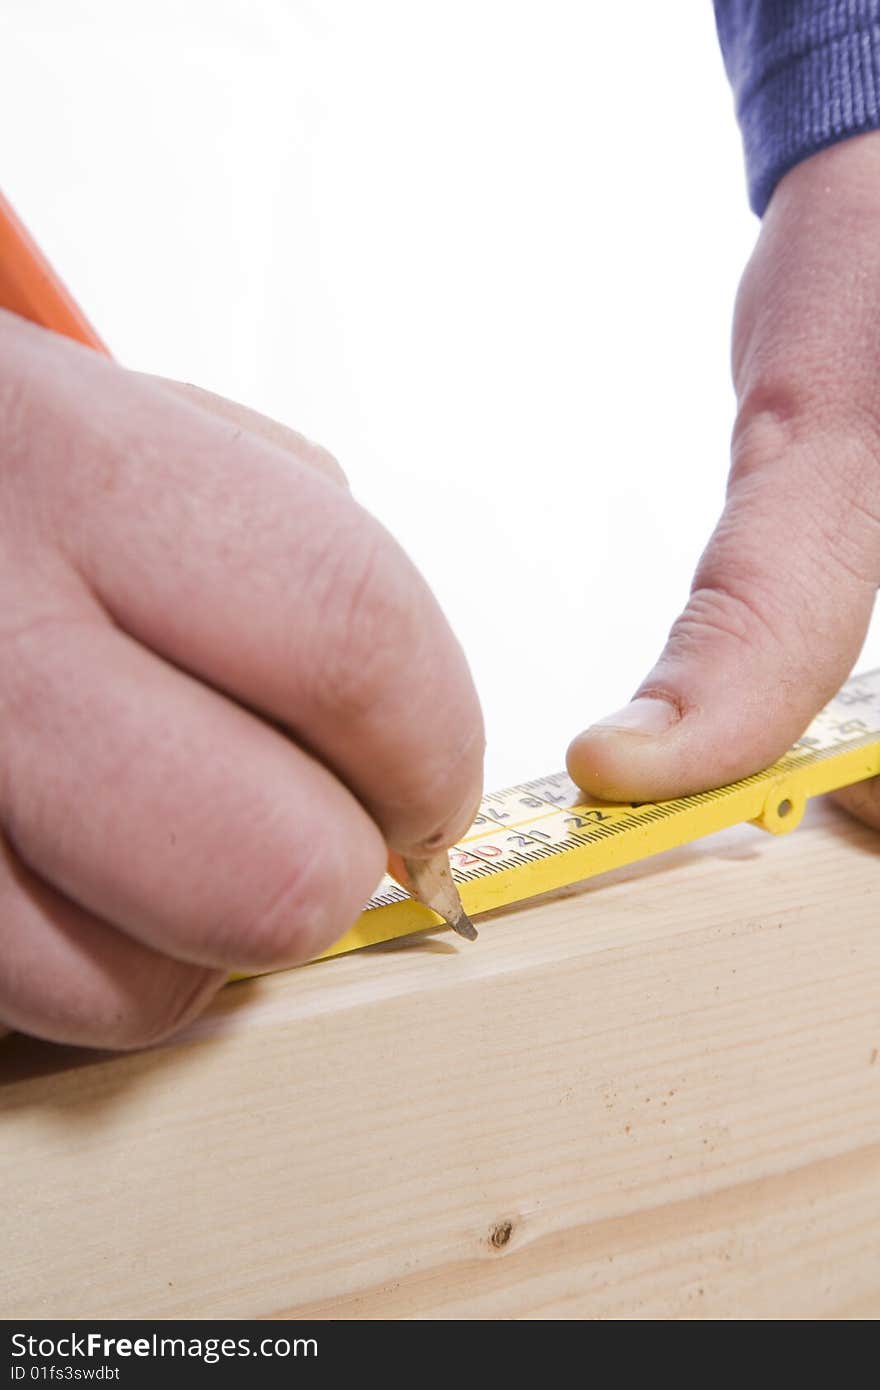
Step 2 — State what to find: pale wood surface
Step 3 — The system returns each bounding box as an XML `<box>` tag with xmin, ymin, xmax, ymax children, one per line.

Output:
<box><xmin>2</xmin><ymin>799</ymin><xmax>879</xmax><ymax>1320</ymax></box>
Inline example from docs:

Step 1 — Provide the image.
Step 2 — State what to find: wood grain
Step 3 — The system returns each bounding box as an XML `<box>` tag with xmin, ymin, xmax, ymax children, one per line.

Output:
<box><xmin>2</xmin><ymin>799</ymin><xmax>879</xmax><ymax>1320</ymax></box>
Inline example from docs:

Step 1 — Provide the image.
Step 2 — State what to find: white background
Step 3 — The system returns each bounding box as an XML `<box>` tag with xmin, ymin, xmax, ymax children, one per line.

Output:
<box><xmin>2</xmin><ymin>1</ymin><xmax>878</xmax><ymax>790</ymax></box>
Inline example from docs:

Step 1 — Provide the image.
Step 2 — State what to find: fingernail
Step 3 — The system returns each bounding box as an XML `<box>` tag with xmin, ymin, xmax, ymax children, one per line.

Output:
<box><xmin>588</xmin><ymin>697</ymin><xmax>679</xmax><ymax>737</ymax></box>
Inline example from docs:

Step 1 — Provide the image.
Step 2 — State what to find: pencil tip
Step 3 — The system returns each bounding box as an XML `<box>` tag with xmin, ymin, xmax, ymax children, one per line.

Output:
<box><xmin>451</xmin><ymin>910</ymin><xmax>478</xmax><ymax>942</ymax></box>
<box><xmin>400</xmin><ymin>852</ymin><xmax>478</xmax><ymax>943</ymax></box>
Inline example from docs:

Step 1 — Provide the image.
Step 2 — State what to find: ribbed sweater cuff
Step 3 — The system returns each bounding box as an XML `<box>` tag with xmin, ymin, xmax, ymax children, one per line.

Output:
<box><xmin>716</xmin><ymin>1</ymin><xmax>880</xmax><ymax>215</ymax></box>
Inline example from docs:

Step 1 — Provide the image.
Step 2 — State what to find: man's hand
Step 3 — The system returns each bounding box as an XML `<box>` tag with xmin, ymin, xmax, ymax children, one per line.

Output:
<box><xmin>0</xmin><ymin>312</ymin><xmax>484</xmax><ymax>1048</ymax></box>
<box><xmin>568</xmin><ymin>133</ymin><xmax>880</xmax><ymax>827</ymax></box>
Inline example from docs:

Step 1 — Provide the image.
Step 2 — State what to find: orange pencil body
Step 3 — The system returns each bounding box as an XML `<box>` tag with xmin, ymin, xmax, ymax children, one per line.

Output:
<box><xmin>0</xmin><ymin>189</ymin><xmax>108</xmax><ymax>354</ymax></box>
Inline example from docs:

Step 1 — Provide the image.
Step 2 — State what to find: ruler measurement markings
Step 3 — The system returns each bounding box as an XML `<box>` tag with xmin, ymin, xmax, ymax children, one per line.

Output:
<box><xmin>336</xmin><ymin>672</ymin><xmax>880</xmax><ymax>960</ymax></box>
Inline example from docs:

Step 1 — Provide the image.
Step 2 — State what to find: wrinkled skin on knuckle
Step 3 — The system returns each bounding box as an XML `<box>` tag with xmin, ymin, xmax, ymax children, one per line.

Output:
<box><xmin>654</xmin><ymin>564</ymin><xmax>822</xmax><ymax>735</ymax></box>
<box><xmin>652</xmin><ymin>589</ymin><xmax>807</xmax><ymax>763</ymax></box>
<box><xmin>728</xmin><ymin>400</ymin><xmax>808</xmax><ymax>493</ymax></box>
<box><xmin>685</xmin><ymin>500</ymin><xmax>808</xmax><ymax>660</ymax></box>
<box><xmin>664</xmin><ymin>584</ymin><xmax>782</xmax><ymax>666</ymax></box>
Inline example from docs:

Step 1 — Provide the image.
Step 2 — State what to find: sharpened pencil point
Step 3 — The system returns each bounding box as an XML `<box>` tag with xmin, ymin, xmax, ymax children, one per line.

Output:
<box><xmin>401</xmin><ymin>853</ymin><xmax>478</xmax><ymax>943</ymax></box>
<box><xmin>450</xmin><ymin>908</ymin><xmax>478</xmax><ymax>941</ymax></box>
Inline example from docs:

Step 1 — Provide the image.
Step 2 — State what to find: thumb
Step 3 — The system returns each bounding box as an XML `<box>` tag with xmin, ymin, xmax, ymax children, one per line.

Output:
<box><xmin>567</xmin><ymin>414</ymin><xmax>879</xmax><ymax>802</ymax></box>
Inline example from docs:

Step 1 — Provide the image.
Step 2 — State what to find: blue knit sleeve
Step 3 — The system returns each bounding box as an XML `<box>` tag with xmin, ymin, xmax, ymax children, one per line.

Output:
<box><xmin>713</xmin><ymin>1</ymin><xmax>880</xmax><ymax>214</ymax></box>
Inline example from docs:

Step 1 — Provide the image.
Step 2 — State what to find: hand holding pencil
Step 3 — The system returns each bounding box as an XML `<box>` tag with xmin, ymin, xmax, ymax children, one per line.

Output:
<box><xmin>0</xmin><ymin>192</ymin><xmax>484</xmax><ymax>1049</ymax></box>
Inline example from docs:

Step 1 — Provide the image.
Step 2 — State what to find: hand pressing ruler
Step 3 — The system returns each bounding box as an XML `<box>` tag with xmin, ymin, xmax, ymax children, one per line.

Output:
<box><xmin>306</xmin><ymin>668</ymin><xmax>880</xmax><ymax>963</ymax></box>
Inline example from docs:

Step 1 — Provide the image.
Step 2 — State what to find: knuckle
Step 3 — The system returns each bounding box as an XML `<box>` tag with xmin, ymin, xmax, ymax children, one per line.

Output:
<box><xmin>667</xmin><ymin>583</ymin><xmax>787</xmax><ymax>662</ymax></box>
<box><xmin>729</xmin><ymin>399</ymin><xmax>802</xmax><ymax>490</ymax></box>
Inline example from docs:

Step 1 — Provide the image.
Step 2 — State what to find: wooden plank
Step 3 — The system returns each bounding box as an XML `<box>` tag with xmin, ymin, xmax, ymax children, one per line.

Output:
<box><xmin>2</xmin><ymin>799</ymin><xmax>879</xmax><ymax>1320</ymax></box>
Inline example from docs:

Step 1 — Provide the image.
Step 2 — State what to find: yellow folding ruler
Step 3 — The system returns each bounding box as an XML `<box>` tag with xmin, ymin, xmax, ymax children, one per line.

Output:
<box><xmin>312</xmin><ymin>667</ymin><xmax>880</xmax><ymax>962</ymax></box>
